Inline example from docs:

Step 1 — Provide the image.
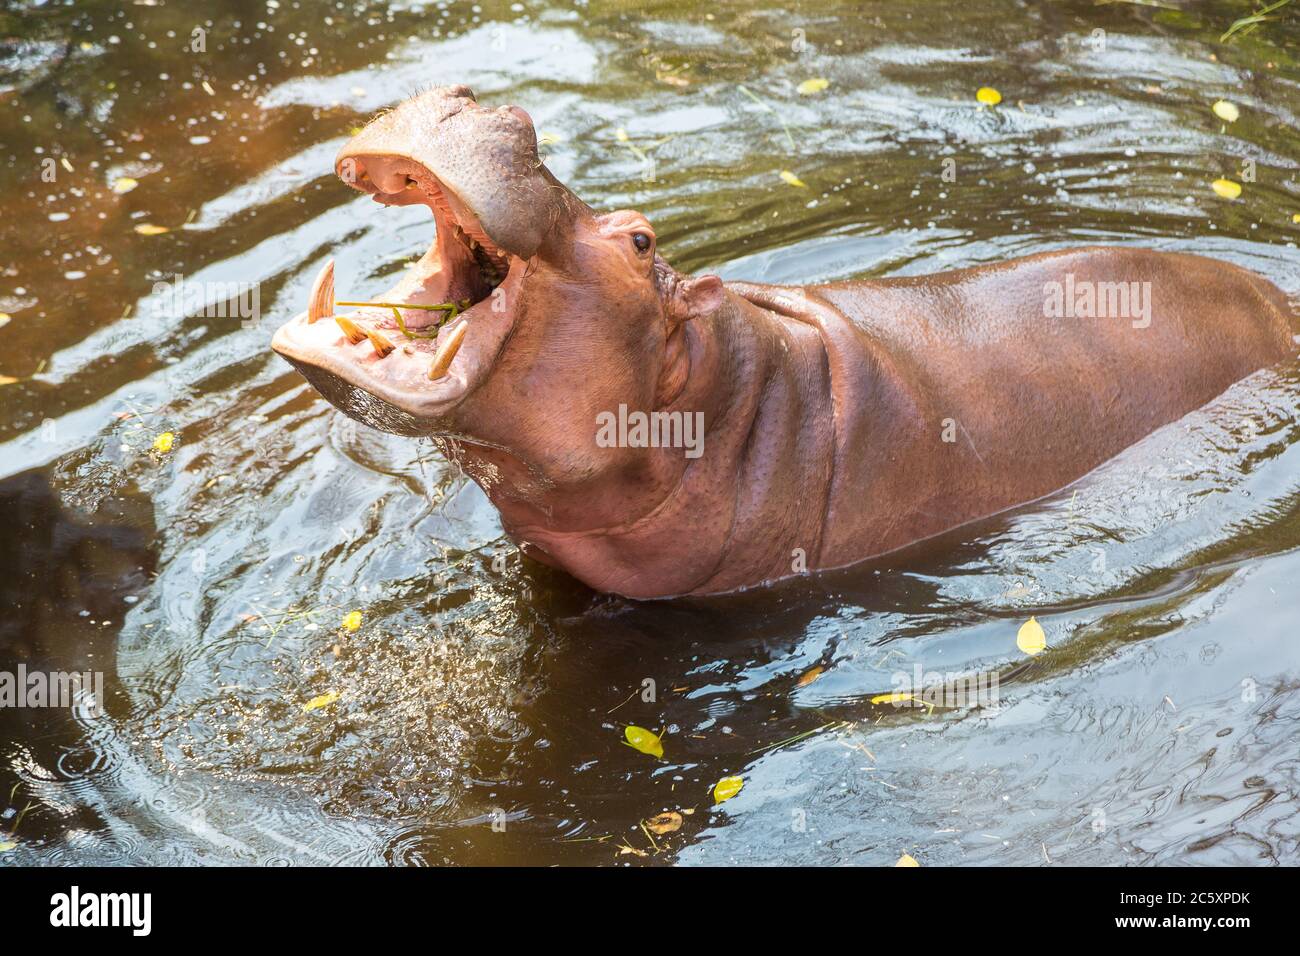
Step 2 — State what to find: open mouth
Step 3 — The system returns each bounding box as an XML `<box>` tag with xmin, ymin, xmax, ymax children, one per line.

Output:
<box><xmin>271</xmin><ymin>162</ymin><xmax>522</xmax><ymax>430</ymax></box>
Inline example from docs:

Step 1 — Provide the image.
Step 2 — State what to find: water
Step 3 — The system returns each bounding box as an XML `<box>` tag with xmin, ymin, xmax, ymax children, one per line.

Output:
<box><xmin>1</xmin><ymin>0</ymin><xmax>1298</xmax><ymax>866</ymax></box>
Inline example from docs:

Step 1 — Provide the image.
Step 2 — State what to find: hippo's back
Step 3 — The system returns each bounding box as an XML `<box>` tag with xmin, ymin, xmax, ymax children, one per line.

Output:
<box><xmin>799</xmin><ymin>246</ymin><xmax>1294</xmax><ymax>561</ymax></box>
<box><xmin>815</xmin><ymin>246</ymin><xmax>1293</xmax><ymax>427</ymax></box>
<box><xmin>820</xmin><ymin>246</ymin><xmax>1290</xmax><ymax>360</ymax></box>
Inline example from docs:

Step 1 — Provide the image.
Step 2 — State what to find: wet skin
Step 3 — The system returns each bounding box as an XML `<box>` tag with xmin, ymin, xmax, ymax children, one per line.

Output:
<box><xmin>272</xmin><ymin>86</ymin><xmax>1295</xmax><ymax>599</ymax></box>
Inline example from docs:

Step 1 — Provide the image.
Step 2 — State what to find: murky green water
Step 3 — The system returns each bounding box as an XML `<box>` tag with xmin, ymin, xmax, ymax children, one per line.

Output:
<box><xmin>1</xmin><ymin>0</ymin><xmax>1298</xmax><ymax>865</ymax></box>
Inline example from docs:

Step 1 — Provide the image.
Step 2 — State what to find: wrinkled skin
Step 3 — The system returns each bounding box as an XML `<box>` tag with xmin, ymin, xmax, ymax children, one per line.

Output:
<box><xmin>273</xmin><ymin>86</ymin><xmax>1296</xmax><ymax>599</ymax></box>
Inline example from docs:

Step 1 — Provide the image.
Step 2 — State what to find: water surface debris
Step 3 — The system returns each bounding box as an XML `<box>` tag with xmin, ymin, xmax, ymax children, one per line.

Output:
<box><xmin>1212</xmin><ymin>178</ymin><xmax>1242</xmax><ymax>199</ymax></box>
<box><xmin>623</xmin><ymin>725</ymin><xmax>664</xmax><ymax>758</ymax></box>
<box><xmin>302</xmin><ymin>691</ymin><xmax>340</xmax><ymax>713</ymax></box>
<box><xmin>713</xmin><ymin>775</ymin><xmax>744</xmax><ymax>804</ymax></box>
<box><xmin>1212</xmin><ymin>99</ymin><xmax>1240</xmax><ymax>122</ymax></box>
<box><xmin>1017</xmin><ymin>616</ymin><xmax>1047</xmax><ymax>655</ymax></box>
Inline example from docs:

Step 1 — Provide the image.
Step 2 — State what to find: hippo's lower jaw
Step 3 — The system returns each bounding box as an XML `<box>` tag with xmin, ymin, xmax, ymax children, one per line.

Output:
<box><xmin>271</xmin><ymin>179</ymin><xmax>524</xmax><ymax>435</ymax></box>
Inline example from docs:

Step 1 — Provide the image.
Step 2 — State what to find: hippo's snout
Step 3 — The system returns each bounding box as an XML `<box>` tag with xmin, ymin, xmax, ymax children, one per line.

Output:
<box><xmin>272</xmin><ymin>86</ymin><xmax>593</xmax><ymax>434</ymax></box>
<box><xmin>333</xmin><ymin>85</ymin><xmax>587</xmax><ymax>261</ymax></box>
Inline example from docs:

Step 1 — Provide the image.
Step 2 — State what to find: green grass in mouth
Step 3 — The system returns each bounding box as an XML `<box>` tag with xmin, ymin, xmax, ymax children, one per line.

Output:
<box><xmin>335</xmin><ymin>299</ymin><xmax>472</xmax><ymax>339</ymax></box>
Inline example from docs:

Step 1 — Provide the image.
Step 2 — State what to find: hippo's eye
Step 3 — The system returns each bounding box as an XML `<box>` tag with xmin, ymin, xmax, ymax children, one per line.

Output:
<box><xmin>631</xmin><ymin>232</ymin><xmax>652</xmax><ymax>255</ymax></box>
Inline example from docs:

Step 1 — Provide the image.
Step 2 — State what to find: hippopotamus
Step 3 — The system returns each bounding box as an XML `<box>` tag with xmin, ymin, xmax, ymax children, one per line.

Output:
<box><xmin>271</xmin><ymin>85</ymin><xmax>1296</xmax><ymax>599</ymax></box>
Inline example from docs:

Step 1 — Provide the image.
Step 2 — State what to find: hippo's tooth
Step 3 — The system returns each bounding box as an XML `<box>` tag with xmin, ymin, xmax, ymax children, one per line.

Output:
<box><xmin>335</xmin><ymin>315</ymin><xmax>366</xmax><ymax>345</ymax></box>
<box><xmin>428</xmin><ymin>322</ymin><xmax>468</xmax><ymax>380</ymax></box>
<box><xmin>307</xmin><ymin>258</ymin><xmax>334</xmax><ymax>323</ymax></box>
<box><xmin>365</xmin><ymin>327</ymin><xmax>395</xmax><ymax>358</ymax></box>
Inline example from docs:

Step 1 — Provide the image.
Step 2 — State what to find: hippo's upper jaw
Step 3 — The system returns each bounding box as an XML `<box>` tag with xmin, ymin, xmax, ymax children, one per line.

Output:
<box><xmin>271</xmin><ymin>85</ymin><xmax>587</xmax><ymax>435</ymax></box>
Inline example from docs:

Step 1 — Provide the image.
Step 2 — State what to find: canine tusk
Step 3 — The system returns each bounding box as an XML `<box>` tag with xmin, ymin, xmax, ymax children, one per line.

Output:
<box><xmin>366</xmin><ymin>327</ymin><xmax>395</xmax><ymax>358</ymax></box>
<box><xmin>428</xmin><ymin>322</ymin><xmax>468</xmax><ymax>380</ymax></box>
<box><xmin>335</xmin><ymin>315</ymin><xmax>366</xmax><ymax>345</ymax></box>
<box><xmin>308</xmin><ymin>258</ymin><xmax>334</xmax><ymax>323</ymax></box>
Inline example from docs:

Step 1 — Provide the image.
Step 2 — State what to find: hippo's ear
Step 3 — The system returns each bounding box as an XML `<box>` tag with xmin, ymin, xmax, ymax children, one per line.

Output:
<box><xmin>669</xmin><ymin>274</ymin><xmax>724</xmax><ymax>325</ymax></box>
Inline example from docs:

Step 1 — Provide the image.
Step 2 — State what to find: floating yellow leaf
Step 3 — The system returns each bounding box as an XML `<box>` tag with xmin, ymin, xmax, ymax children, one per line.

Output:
<box><xmin>1211</xmin><ymin>178</ymin><xmax>1242</xmax><ymax>200</ymax></box>
<box><xmin>1212</xmin><ymin>100</ymin><xmax>1240</xmax><ymax>123</ymax></box>
<box><xmin>0</xmin><ymin>375</ymin><xmax>21</xmax><ymax>387</ymax></box>
<box><xmin>797</xmin><ymin>665</ymin><xmax>824</xmax><ymax>687</ymax></box>
<box><xmin>152</xmin><ymin>432</ymin><xmax>175</xmax><ymax>453</ymax></box>
<box><xmin>1017</xmin><ymin>616</ymin><xmax>1047</xmax><ymax>656</ymax></box>
<box><xmin>1292</xmin><ymin>213</ymin><xmax>1299</xmax><ymax>224</ymax></box>
<box><xmin>896</xmin><ymin>853</ymin><xmax>920</xmax><ymax>867</ymax></box>
<box><xmin>341</xmin><ymin>610</ymin><xmax>362</xmax><ymax>632</ymax></box>
<box><xmin>797</xmin><ymin>77</ymin><xmax>830</xmax><ymax>96</ymax></box>
<box><xmin>871</xmin><ymin>691</ymin><xmax>915</xmax><ymax>705</ymax></box>
<box><xmin>201</xmin><ymin>80</ymin><xmax>216</xmax><ymax>96</ymax></box>
<box><xmin>0</xmin><ymin>841</ymin><xmax>15</xmax><ymax>852</ymax></box>
<box><xmin>112</xmin><ymin>176</ymin><xmax>138</xmax><ymax>194</ymax></box>
<box><xmin>646</xmin><ymin>811</ymin><xmax>683</xmax><ymax>835</ymax></box>
<box><xmin>779</xmin><ymin>170</ymin><xmax>807</xmax><ymax>188</ymax></box>
<box><xmin>624</xmin><ymin>725</ymin><xmax>664</xmax><ymax>758</ymax></box>
<box><xmin>713</xmin><ymin>775</ymin><xmax>744</xmax><ymax>804</ymax></box>
<box><xmin>976</xmin><ymin>86</ymin><xmax>1002</xmax><ymax>106</ymax></box>
<box><xmin>0</xmin><ymin>313</ymin><xmax>10</xmax><ymax>329</ymax></box>
<box><xmin>302</xmin><ymin>690</ymin><xmax>340</xmax><ymax>713</ymax></box>
<box><xmin>134</xmin><ymin>223</ymin><xmax>169</xmax><ymax>235</ymax></box>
